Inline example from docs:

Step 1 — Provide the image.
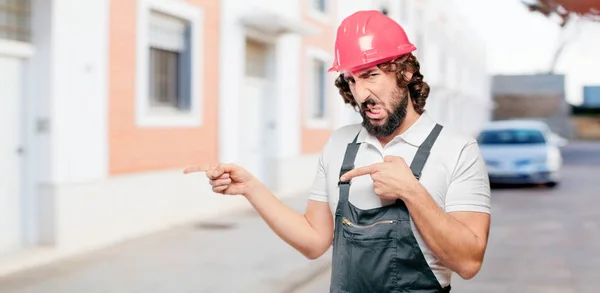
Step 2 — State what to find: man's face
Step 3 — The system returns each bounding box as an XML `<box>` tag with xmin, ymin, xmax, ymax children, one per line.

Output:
<box><xmin>343</xmin><ymin>66</ymin><xmax>409</xmax><ymax>138</ymax></box>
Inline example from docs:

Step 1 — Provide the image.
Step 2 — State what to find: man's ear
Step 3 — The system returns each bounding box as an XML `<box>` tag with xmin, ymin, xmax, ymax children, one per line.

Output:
<box><xmin>403</xmin><ymin>70</ymin><xmax>414</xmax><ymax>81</ymax></box>
<box><xmin>396</xmin><ymin>54</ymin><xmax>413</xmax><ymax>81</ymax></box>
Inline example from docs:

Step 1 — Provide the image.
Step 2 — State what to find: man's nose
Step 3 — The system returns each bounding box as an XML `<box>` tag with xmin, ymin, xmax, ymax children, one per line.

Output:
<box><xmin>353</xmin><ymin>79</ymin><xmax>371</xmax><ymax>103</ymax></box>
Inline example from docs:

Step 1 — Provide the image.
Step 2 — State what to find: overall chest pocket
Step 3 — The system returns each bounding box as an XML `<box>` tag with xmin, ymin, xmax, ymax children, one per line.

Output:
<box><xmin>338</xmin><ymin>218</ymin><xmax>401</xmax><ymax>293</ymax></box>
<box><xmin>341</xmin><ymin>217</ymin><xmax>401</xmax><ymax>243</ymax></box>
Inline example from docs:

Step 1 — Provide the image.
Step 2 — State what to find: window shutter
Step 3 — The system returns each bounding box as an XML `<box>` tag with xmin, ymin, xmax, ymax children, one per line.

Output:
<box><xmin>149</xmin><ymin>11</ymin><xmax>188</xmax><ymax>52</ymax></box>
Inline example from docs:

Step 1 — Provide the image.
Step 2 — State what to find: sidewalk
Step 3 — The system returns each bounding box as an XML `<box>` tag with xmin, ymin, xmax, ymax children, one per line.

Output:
<box><xmin>0</xmin><ymin>194</ymin><xmax>332</xmax><ymax>293</ymax></box>
<box><xmin>289</xmin><ymin>266</ymin><xmax>331</xmax><ymax>293</ymax></box>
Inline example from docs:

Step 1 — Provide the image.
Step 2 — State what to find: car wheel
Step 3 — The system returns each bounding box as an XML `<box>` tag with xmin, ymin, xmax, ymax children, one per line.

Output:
<box><xmin>545</xmin><ymin>181</ymin><xmax>558</xmax><ymax>188</ymax></box>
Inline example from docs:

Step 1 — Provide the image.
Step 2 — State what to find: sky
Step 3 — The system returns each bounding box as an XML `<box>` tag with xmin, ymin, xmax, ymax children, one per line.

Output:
<box><xmin>453</xmin><ymin>0</ymin><xmax>600</xmax><ymax>105</ymax></box>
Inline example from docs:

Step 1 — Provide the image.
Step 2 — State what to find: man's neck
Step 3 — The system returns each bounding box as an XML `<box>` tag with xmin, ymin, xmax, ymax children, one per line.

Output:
<box><xmin>377</xmin><ymin>110</ymin><xmax>421</xmax><ymax>148</ymax></box>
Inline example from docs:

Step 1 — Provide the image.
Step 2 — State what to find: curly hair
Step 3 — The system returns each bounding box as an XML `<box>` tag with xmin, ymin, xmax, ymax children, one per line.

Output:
<box><xmin>334</xmin><ymin>53</ymin><xmax>430</xmax><ymax>114</ymax></box>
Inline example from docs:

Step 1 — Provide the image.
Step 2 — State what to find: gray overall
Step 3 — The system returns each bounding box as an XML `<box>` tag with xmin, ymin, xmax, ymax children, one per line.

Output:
<box><xmin>330</xmin><ymin>124</ymin><xmax>451</xmax><ymax>293</ymax></box>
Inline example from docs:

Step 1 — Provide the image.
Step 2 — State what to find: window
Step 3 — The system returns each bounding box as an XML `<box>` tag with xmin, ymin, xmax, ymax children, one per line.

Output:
<box><xmin>312</xmin><ymin>0</ymin><xmax>326</xmax><ymax>13</ymax></box>
<box><xmin>136</xmin><ymin>0</ymin><xmax>203</xmax><ymax>127</ymax></box>
<box><xmin>308</xmin><ymin>0</ymin><xmax>328</xmax><ymax>23</ymax></box>
<box><xmin>477</xmin><ymin>129</ymin><xmax>547</xmax><ymax>145</ymax></box>
<box><xmin>310</xmin><ymin>58</ymin><xmax>327</xmax><ymax>119</ymax></box>
<box><xmin>0</xmin><ymin>0</ymin><xmax>31</xmax><ymax>42</ymax></box>
<box><xmin>148</xmin><ymin>11</ymin><xmax>191</xmax><ymax>111</ymax></box>
<box><xmin>305</xmin><ymin>47</ymin><xmax>332</xmax><ymax>128</ymax></box>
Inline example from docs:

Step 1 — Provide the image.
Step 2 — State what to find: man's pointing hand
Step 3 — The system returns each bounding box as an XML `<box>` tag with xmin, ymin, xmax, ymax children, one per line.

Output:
<box><xmin>340</xmin><ymin>156</ymin><xmax>422</xmax><ymax>201</ymax></box>
<box><xmin>183</xmin><ymin>163</ymin><xmax>256</xmax><ymax>196</ymax></box>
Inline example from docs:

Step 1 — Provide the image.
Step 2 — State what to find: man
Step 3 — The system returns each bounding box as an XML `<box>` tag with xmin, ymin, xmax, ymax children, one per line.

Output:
<box><xmin>185</xmin><ymin>10</ymin><xmax>491</xmax><ymax>293</ymax></box>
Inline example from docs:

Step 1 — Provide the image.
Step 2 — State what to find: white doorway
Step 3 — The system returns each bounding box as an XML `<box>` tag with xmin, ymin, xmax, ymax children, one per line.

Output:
<box><xmin>240</xmin><ymin>38</ymin><xmax>277</xmax><ymax>190</ymax></box>
<box><xmin>0</xmin><ymin>55</ymin><xmax>26</xmax><ymax>255</ymax></box>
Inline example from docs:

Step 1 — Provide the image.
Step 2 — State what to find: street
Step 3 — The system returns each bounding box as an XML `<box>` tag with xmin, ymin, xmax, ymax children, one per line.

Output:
<box><xmin>0</xmin><ymin>141</ymin><xmax>598</xmax><ymax>293</ymax></box>
<box><xmin>293</xmin><ymin>140</ymin><xmax>600</xmax><ymax>293</ymax></box>
<box><xmin>0</xmin><ymin>194</ymin><xmax>333</xmax><ymax>293</ymax></box>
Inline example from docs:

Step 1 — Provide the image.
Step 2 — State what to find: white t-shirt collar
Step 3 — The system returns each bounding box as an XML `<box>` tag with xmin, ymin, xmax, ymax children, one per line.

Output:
<box><xmin>357</xmin><ymin>110</ymin><xmax>437</xmax><ymax>148</ymax></box>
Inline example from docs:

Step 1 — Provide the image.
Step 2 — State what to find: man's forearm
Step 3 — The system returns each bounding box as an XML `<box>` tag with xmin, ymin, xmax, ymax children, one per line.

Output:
<box><xmin>244</xmin><ymin>181</ymin><xmax>330</xmax><ymax>259</ymax></box>
<box><xmin>402</xmin><ymin>185</ymin><xmax>486</xmax><ymax>279</ymax></box>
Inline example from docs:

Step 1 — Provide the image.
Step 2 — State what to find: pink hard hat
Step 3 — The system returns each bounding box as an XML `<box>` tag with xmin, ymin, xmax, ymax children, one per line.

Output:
<box><xmin>329</xmin><ymin>10</ymin><xmax>416</xmax><ymax>72</ymax></box>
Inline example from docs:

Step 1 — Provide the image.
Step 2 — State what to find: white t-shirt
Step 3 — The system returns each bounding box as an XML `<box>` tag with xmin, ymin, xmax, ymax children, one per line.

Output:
<box><xmin>309</xmin><ymin>111</ymin><xmax>491</xmax><ymax>287</ymax></box>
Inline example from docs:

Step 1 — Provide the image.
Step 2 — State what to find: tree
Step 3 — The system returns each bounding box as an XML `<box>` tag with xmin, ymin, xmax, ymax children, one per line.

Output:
<box><xmin>522</xmin><ymin>0</ymin><xmax>600</xmax><ymax>26</ymax></box>
<box><xmin>521</xmin><ymin>0</ymin><xmax>600</xmax><ymax>73</ymax></box>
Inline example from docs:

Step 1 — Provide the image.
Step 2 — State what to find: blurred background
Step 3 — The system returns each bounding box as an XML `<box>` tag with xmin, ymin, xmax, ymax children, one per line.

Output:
<box><xmin>0</xmin><ymin>0</ymin><xmax>599</xmax><ymax>292</ymax></box>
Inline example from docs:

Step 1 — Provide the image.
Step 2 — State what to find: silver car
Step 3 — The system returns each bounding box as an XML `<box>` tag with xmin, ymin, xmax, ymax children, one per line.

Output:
<box><xmin>477</xmin><ymin>120</ymin><xmax>566</xmax><ymax>187</ymax></box>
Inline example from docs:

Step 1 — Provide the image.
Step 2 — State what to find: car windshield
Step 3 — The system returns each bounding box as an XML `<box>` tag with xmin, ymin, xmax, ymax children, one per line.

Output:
<box><xmin>477</xmin><ymin>129</ymin><xmax>546</xmax><ymax>145</ymax></box>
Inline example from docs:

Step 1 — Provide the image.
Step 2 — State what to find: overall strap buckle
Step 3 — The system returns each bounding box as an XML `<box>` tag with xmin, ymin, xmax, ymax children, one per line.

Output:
<box><xmin>338</xmin><ymin>165</ymin><xmax>354</xmax><ymax>186</ymax></box>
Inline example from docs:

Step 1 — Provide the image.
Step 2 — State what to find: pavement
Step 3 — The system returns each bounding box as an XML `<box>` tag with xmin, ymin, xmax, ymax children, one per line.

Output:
<box><xmin>1</xmin><ymin>140</ymin><xmax>599</xmax><ymax>293</ymax></box>
<box><xmin>0</xmin><ymin>195</ymin><xmax>332</xmax><ymax>293</ymax></box>
<box><xmin>292</xmin><ymin>140</ymin><xmax>600</xmax><ymax>293</ymax></box>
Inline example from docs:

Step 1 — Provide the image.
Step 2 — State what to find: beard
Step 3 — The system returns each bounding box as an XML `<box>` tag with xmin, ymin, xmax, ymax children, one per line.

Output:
<box><xmin>360</xmin><ymin>88</ymin><xmax>409</xmax><ymax>138</ymax></box>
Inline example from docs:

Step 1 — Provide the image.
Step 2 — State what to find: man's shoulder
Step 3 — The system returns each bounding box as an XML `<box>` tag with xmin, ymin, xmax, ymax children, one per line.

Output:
<box><xmin>434</xmin><ymin>125</ymin><xmax>485</xmax><ymax>176</ymax></box>
<box><xmin>436</xmin><ymin>124</ymin><xmax>479</xmax><ymax>152</ymax></box>
<box><xmin>328</xmin><ymin>123</ymin><xmax>364</xmax><ymax>145</ymax></box>
<box><xmin>319</xmin><ymin>124</ymin><xmax>363</xmax><ymax>158</ymax></box>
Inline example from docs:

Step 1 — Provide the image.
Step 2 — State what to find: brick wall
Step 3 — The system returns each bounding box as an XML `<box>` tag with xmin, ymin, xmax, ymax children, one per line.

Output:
<box><xmin>108</xmin><ymin>0</ymin><xmax>220</xmax><ymax>174</ymax></box>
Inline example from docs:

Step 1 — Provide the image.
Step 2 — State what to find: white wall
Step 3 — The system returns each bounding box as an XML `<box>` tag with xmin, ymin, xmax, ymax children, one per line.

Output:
<box><xmin>19</xmin><ymin>0</ymin><xmax>109</xmax><ymax>187</ymax></box>
<box><xmin>1</xmin><ymin>0</ymin><xmax>111</xmax><ymax>251</ymax></box>
<box><xmin>336</xmin><ymin>0</ymin><xmax>378</xmax><ymax>20</ymax></box>
<box><xmin>22</xmin><ymin>0</ymin><xmax>53</xmax><ymax>245</ymax></box>
<box><xmin>50</xmin><ymin>0</ymin><xmax>109</xmax><ymax>184</ymax></box>
<box><xmin>29</xmin><ymin>0</ymin><xmax>109</xmax><ymax>246</ymax></box>
<box><xmin>0</xmin><ymin>55</ymin><xmax>26</xmax><ymax>255</ymax></box>
<box><xmin>275</xmin><ymin>34</ymin><xmax>303</xmax><ymax>158</ymax></box>
<box><xmin>52</xmin><ymin>170</ymin><xmax>250</xmax><ymax>250</ymax></box>
<box><xmin>219</xmin><ymin>0</ymin><xmax>305</xmax><ymax>164</ymax></box>
<box><xmin>218</xmin><ymin>1</ymin><xmax>244</xmax><ymax>165</ymax></box>
<box><xmin>413</xmin><ymin>0</ymin><xmax>492</xmax><ymax>136</ymax></box>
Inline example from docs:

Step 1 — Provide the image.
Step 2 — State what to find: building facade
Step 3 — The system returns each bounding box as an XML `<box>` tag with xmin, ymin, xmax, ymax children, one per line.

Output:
<box><xmin>492</xmin><ymin>74</ymin><xmax>575</xmax><ymax>138</ymax></box>
<box><xmin>0</xmin><ymin>0</ymin><xmax>491</xmax><ymax>277</ymax></box>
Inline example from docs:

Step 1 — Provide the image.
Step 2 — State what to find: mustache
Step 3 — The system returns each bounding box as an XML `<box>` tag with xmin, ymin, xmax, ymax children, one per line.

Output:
<box><xmin>361</xmin><ymin>97</ymin><xmax>378</xmax><ymax>110</ymax></box>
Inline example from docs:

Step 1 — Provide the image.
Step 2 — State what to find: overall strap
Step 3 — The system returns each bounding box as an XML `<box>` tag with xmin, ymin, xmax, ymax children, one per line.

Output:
<box><xmin>409</xmin><ymin>124</ymin><xmax>443</xmax><ymax>180</ymax></box>
<box><xmin>337</xmin><ymin>131</ymin><xmax>361</xmax><ymax>208</ymax></box>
